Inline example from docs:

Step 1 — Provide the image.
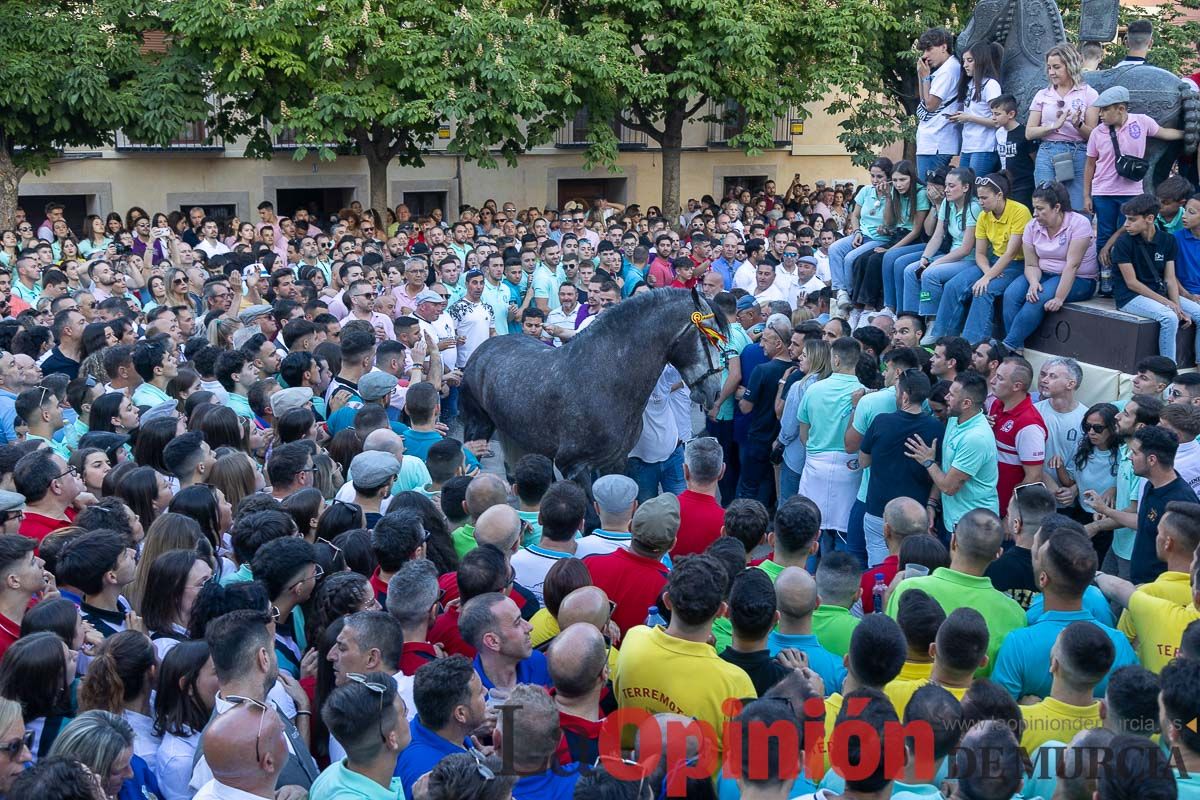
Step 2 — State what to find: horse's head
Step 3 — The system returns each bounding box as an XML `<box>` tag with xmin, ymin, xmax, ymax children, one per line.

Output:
<box><xmin>669</xmin><ymin>291</ymin><xmax>729</xmax><ymax>409</ymax></box>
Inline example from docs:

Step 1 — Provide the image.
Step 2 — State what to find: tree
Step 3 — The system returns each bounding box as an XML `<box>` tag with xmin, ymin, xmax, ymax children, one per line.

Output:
<box><xmin>165</xmin><ymin>0</ymin><xmax>624</xmax><ymax>213</ymax></box>
<box><xmin>832</xmin><ymin>0</ymin><xmax>1200</xmax><ymax>168</ymax></box>
<box><xmin>0</xmin><ymin>0</ymin><xmax>208</xmax><ymax>228</ymax></box>
<box><xmin>565</xmin><ymin>0</ymin><xmax>875</xmax><ymax>220</ymax></box>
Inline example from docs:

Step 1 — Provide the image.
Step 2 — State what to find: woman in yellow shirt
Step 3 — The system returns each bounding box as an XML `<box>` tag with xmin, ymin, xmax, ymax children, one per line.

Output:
<box><xmin>929</xmin><ymin>172</ymin><xmax>1033</xmax><ymax>344</ymax></box>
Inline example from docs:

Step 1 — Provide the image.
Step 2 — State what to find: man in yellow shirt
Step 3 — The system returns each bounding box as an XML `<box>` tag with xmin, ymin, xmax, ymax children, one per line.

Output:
<box><xmin>1097</xmin><ymin>505</ymin><xmax>1200</xmax><ymax>673</ymax></box>
<box><xmin>1116</xmin><ymin>502</ymin><xmax>1200</xmax><ymax>647</ymax></box>
<box><xmin>614</xmin><ymin>553</ymin><xmax>755</xmax><ymax>753</ymax></box>
<box><xmin>884</xmin><ymin>606</ymin><xmax>987</xmax><ymax>716</ymax></box>
<box><xmin>1020</xmin><ymin>622</ymin><xmax>1114</xmax><ymax>753</ymax></box>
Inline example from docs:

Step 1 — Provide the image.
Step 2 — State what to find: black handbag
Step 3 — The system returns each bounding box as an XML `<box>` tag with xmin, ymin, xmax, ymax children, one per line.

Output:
<box><xmin>1108</xmin><ymin>124</ymin><xmax>1149</xmax><ymax>182</ymax></box>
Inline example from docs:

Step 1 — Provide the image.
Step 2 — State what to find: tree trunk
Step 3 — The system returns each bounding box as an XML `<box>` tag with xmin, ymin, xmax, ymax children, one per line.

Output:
<box><xmin>0</xmin><ymin>150</ymin><xmax>25</xmax><ymax>232</ymax></box>
<box><xmin>362</xmin><ymin>146</ymin><xmax>390</xmax><ymax>214</ymax></box>
<box><xmin>660</xmin><ymin>112</ymin><xmax>685</xmax><ymax>227</ymax></box>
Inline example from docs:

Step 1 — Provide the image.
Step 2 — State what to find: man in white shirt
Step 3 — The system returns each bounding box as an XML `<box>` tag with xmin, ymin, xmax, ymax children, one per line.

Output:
<box><xmin>1160</xmin><ymin>404</ymin><xmax>1200</xmax><ymax>497</ymax></box>
<box><xmin>414</xmin><ymin>286</ymin><xmax>458</xmax><ymax>372</ymax></box>
<box><xmin>751</xmin><ymin>261</ymin><xmax>787</xmax><ymax>305</ymax></box>
<box><xmin>734</xmin><ymin>239</ymin><xmax>766</xmax><ymax>292</ymax></box>
<box><xmin>815</xmin><ymin>230</ymin><xmax>836</xmax><ymax>283</ymax></box>
<box><xmin>545</xmin><ymin>282</ymin><xmax>584</xmax><ymax>346</ymax></box>
<box><xmin>915</xmin><ymin>27</ymin><xmax>963</xmax><ymax>181</ymax></box>
<box><xmin>448</xmin><ymin>270</ymin><xmax>495</xmax><ymax>368</ymax></box>
<box><xmin>1035</xmin><ymin>357</ymin><xmax>1088</xmax><ymax>508</ymax></box>
<box><xmin>196</xmin><ymin>218</ymin><xmax>231</xmax><ymax>259</ymax></box>
<box><xmin>626</xmin><ymin>366</ymin><xmax>684</xmax><ymax>503</ymax></box>
<box><xmin>790</xmin><ymin>254</ymin><xmax>827</xmax><ymax>308</ymax></box>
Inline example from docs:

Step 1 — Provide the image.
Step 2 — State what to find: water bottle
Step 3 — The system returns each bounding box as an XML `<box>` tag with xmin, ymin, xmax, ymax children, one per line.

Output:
<box><xmin>646</xmin><ymin>605</ymin><xmax>667</xmax><ymax>629</ymax></box>
<box><xmin>872</xmin><ymin>574</ymin><xmax>886</xmax><ymax>613</ymax></box>
<box><xmin>1099</xmin><ymin>265</ymin><xmax>1113</xmax><ymax>298</ymax></box>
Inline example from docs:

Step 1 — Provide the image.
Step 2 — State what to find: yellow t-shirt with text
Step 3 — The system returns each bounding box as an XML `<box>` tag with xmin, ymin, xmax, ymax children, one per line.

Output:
<box><xmin>1127</xmin><ymin>588</ymin><xmax>1200</xmax><ymax>673</ymax></box>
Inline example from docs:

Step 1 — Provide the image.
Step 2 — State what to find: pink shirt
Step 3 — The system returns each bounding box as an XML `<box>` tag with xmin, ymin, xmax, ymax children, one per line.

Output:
<box><xmin>1086</xmin><ymin>113</ymin><xmax>1160</xmax><ymax>196</ymax></box>
<box><xmin>1029</xmin><ymin>84</ymin><xmax>1099</xmax><ymax>143</ymax></box>
<box><xmin>1023</xmin><ymin>212</ymin><xmax>1098</xmax><ymax>279</ymax></box>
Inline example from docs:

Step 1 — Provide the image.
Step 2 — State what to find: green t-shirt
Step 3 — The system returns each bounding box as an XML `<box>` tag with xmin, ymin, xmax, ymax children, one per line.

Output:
<box><xmin>885</xmin><ymin>567</ymin><xmax>1026</xmax><ymax>676</ymax></box>
<box><xmin>452</xmin><ymin>524</ymin><xmax>476</xmax><ymax>559</ymax></box>
<box><xmin>710</xmin><ymin>616</ymin><xmax>732</xmax><ymax>655</ymax></box>
<box><xmin>517</xmin><ymin>510</ymin><xmax>542</xmax><ymax>547</ymax></box>
<box><xmin>756</xmin><ymin>559</ymin><xmax>786</xmax><ymax>582</ymax></box>
<box><xmin>797</xmin><ymin>373</ymin><xmax>864</xmax><ymax>455</ymax></box>
<box><xmin>940</xmin><ymin>411</ymin><xmax>999</xmax><ymax>530</ymax></box>
<box><xmin>811</xmin><ymin>605</ymin><xmax>860</xmax><ymax>658</ymax></box>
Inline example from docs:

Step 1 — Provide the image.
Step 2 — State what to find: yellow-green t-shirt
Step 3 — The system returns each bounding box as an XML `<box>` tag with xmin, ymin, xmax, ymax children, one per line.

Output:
<box><xmin>975</xmin><ymin>198</ymin><xmax>1032</xmax><ymax>260</ymax></box>
<box><xmin>883</xmin><ymin>679</ymin><xmax>968</xmax><ymax>718</ymax></box>
<box><xmin>1117</xmin><ymin>571</ymin><xmax>1193</xmax><ymax>644</ymax></box>
<box><xmin>1019</xmin><ymin>696</ymin><xmax>1102</xmax><ymax>753</ymax></box>
<box><xmin>1127</xmin><ymin>588</ymin><xmax>1200</xmax><ymax>673</ymax></box>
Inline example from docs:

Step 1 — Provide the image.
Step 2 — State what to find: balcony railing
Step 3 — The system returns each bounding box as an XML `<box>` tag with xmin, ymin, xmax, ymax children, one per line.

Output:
<box><xmin>272</xmin><ymin>127</ymin><xmax>346</xmax><ymax>150</ymax></box>
<box><xmin>555</xmin><ymin>108</ymin><xmax>647</xmax><ymax>149</ymax></box>
<box><xmin>706</xmin><ymin>100</ymin><xmax>792</xmax><ymax>147</ymax></box>
<box><xmin>115</xmin><ymin>121</ymin><xmax>223</xmax><ymax>151</ymax></box>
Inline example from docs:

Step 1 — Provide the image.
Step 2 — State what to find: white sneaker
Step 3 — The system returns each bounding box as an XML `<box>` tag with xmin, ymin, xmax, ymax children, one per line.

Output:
<box><xmin>920</xmin><ymin>329</ymin><xmax>937</xmax><ymax>346</ymax></box>
<box><xmin>848</xmin><ymin>309</ymin><xmax>862</xmax><ymax>329</ymax></box>
<box><xmin>836</xmin><ymin>289</ymin><xmax>851</xmax><ymax>308</ymax></box>
<box><xmin>831</xmin><ymin>304</ymin><xmax>848</xmax><ymax>320</ymax></box>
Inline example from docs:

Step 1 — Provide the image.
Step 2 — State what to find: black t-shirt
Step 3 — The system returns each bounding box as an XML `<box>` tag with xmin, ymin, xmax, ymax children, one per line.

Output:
<box><xmin>719</xmin><ymin>648</ymin><xmax>791</xmax><ymax>697</ymax></box>
<box><xmin>1133</xmin><ymin>475</ymin><xmax>1199</xmax><ymax>584</ymax></box>
<box><xmin>744</xmin><ymin>358</ymin><xmax>791</xmax><ymax>445</ymax></box>
<box><xmin>859</xmin><ymin>410</ymin><xmax>944</xmax><ymax>516</ymax></box>
<box><xmin>1112</xmin><ymin>229</ymin><xmax>1179</xmax><ymax>308</ymax></box>
<box><xmin>984</xmin><ymin>545</ymin><xmax>1039</xmax><ymax>610</ymax></box>
<box><xmin>998</xmin><ymin>124</ymin><xmax>1035</xmax><ymax>193</ymax></box>
<box><xmin>40</xmin><ymin>347</ymin><xmax>80</xmax><ymax>382</ymax></box>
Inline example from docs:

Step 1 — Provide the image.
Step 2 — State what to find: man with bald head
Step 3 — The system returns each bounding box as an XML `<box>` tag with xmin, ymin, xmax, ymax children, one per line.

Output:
<box><xmin>194</xmin><ymin>693</ymin><xmax>289</xmax><ymax>800</ymax></box>
<box><xmin>556</xmin><ymin>585</ymin><xmax>621</xmax><ymax>668</ymax></box>
<box><xmin>547</xmin><ymin>623</ymin><xmax>609</xmax><ymax>763</ymax></box>
<box><xmin>436</xmin><ymin>503</ymin><xmax>541</xmax><ymax>620</ymax></box>
<box><xmin>768</xmin><ymin>566</ymin><xmax>846</xmax><ymax>695</ymax></box>
<box><xmin>450</xmin><ymin>473</ymin><xmax>510</xmax><ymax>558</ymax></box>
<box><xmin>860</xmin><ymin>497</ymin><xmax>929</xmax><ymax>613</ymax></box>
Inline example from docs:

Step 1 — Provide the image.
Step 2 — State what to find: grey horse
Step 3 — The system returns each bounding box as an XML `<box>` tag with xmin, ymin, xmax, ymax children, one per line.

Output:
<box><xmin>459</xmin><ymin>288</ymin><xmax>729</xmax><ymax>494</ymax></box>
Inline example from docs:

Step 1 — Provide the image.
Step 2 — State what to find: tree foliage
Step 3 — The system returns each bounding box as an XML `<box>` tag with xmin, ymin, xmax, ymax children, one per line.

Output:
<box><xmin>0</xmin><ymin>0</ymin><xmax>208</xmax><ymax>225</ymax></box>
<box><xmin>165</xmin><ymin>0</ymin><xmax>627</xmax><ymax>210</ymax></box>
<box><xmin>566</xmin><ymin>0</ymin><xmax>877</xmax><ymax>217</ymax></box>
<box><xmin>832</xmin><ymin>0</ymin><xmax>1200</xmax><ymax>168</ymax></box>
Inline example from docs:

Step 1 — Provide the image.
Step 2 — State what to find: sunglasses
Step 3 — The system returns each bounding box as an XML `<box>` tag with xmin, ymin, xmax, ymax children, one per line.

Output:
<box><xmin>1083</xmin><ymin>423</ymin><xmax>1108</xmax><ymax>433</ymax></box>
<box><xmin>226</xmin><ymin>695</ymin><xmax>271</xmax><ymax>762</ymax></box>
<box><xmin>346</xmin><ymin>673</ymin><xmax>390</xmax><ymax>743</ymax></box>
<box><xmin>0</xmin><ymin>730</ymin><xmax>32</xmax><ymax>757</ymax></box>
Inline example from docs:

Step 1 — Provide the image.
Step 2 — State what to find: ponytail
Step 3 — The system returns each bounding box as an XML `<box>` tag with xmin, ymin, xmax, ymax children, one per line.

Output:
<box><xmin>78</xmin><ymin>631</ymin><xmax>155</xmax><ymax>713</ymax></box>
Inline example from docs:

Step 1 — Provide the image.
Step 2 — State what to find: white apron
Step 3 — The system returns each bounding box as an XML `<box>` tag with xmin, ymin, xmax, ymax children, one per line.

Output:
<box><xmin>796</xmin><ymin>450</ymin><xmax>861</xmax><ymax>532</ymax></box>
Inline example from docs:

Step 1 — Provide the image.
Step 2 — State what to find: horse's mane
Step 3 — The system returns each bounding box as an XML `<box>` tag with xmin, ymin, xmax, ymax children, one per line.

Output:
<box><xmin>575</xmin><ymin>288</ymin><xmax>729</xmax><ymax>343</ymax></box>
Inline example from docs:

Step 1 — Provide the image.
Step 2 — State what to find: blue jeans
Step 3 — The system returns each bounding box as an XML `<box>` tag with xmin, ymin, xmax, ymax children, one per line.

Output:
<box><xmin>1002</xmin><ymin>272</ymin><xmax>1097</xmax><ymax>350</ymax></box>
<box><xmin>931</xmin><ymin>258</ymin><xmax>1024</xmax><ymax>343</ymax></box>
<box><xmin>735</xmin><ymin>440</ymin><xmax>776</xmax><ymax>506</ymax></box>
<box><xmin>440</xmin><ymin>386</ymin><xmax>459</xmax><ymax>423</ymax></box>
<box><xmin>897</xmin><ymin>250</ymin><xmax>928</xmax><ymax>313</ymax></box>
<box><xmin>840</xmin><ymin>500</ymin><xmax>868</xmax><ymax>570</ymax></box>
<box><xmin>882</xmin><ymin>244</ymin><xmax>927</xmax><ymax>311</ymax></box>
<box><xmin>917</xmin><ymin>258</ymin><xmax>975</xmax><ymax>317</ymax></box>
<box><xmin>779</xmin><ymin>463</ymin><xmax>801</xmax><ymax>510</ymax></box>
<box><xmin>1120</xmin><ymin>295</ymin><xmax>1200</xmax><ymax>363</ymax></box>
<box><xmin>1034</xmin><ymin>141</ymin><xmax>1088</xmax><ymax>214</ymax></box>
<box><xmin>960</xmin><ymin>151</ymin><xmax>1000</xmax><ymax>176</ymax></box>
<box><xmin>626</xmin><ymin>442</ymin><xmax>685</xmax><ymax>503</ymax></box>
<box><xmin>828</xmin><ymin>236</ymin><xmax>888</xmax><ymax>292</ymax></box>
<box><xmin>1093</xmin><ymin>195</ymin><xmax>1137</xmax><ymax>257</ymax></box>
<box><xmin>917</xmin><ymin>154</ymin><xmax>953</xmax><ymax>183</ymax></box>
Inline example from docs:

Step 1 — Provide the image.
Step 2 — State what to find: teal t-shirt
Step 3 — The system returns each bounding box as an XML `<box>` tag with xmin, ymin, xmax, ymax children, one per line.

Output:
<box><xmin>481</xmin><ymin>280</ymin><xmax>511</xmax><ymax>336</ymax></box>
<box><xmin>797</xmin><ymin>373</ymin><xmax>864</xmax><ymax>455</ymax></box>
<box><xmin>940</xmin><ymin>411</ymin><xmax>999</xmax><ymax>529</ymax></box>
<box><xmin>531</xmin><ymin>264</ymin><xmax>563</xmax><ymax>311</ymax></box>
<box><xmin>717</xmin><ymin>324</ymin><xmax>753</xmax><ymax>422</ymax></box>
<box><xmin>941</xmin><ymin>197</ymin><xmax>982</xmax><ymax>250</ymax></box>
<box><xmin>852</xmin><ymin>386</ymin><xmax>898</xmax><ymax>503</ymax></box>
<box><xmin>855</xmin><ymin>185</ymin><xmax>889</xmax><ymax>241</ymax></box>
<box><xmin>896</xmin><ymin>187</ymin><xmax>932</xmax><ymax>230</ymax></box>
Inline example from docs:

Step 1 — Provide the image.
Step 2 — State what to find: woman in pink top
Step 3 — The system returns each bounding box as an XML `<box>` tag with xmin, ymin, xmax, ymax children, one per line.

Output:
<box><xmin>1084</xmin><ymin>86</ymin><xmax>1183</xmax><ymax>268</ymax></box>
<box><xmin>1001</xmin><ymin>182</ymin><xmax>1098</xmax><ymax>352</ymax></box>
<box><xmin>1026</xmin><ymin>44</ymin><xmax>1099</xmax><ymax>213</ymax></box>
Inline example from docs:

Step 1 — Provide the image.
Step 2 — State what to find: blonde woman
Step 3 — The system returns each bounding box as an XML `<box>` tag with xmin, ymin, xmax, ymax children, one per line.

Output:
<box><xmin>0</xmin><ymin>696</ymin><xmax>31</xmax><ymax>794</ymax></box>
<box><xmin>1026</xmin><ymin>43</ymin><xmax>1099</xmax><ymax>211</ymax></box>
<box><xmin>777</xmin><ymin>338</ymin><xmax>832</xmax><ymax>505</ymax></box>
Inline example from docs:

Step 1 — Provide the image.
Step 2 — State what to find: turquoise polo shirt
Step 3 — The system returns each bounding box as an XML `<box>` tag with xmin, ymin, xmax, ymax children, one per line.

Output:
<box><xmin>531</xmin><ymin>265</ymin><xmax>562</xmax><ymax>311</ymax></box>
<box><xmin>990</xmin><ymin>609</ymin><xmax>1138</xmax><ymax>701</ymax></box>
<box><xmin>797</xmin><ymin>373</ymin><xmax>865</xmax><ymax>455</ymax></box>
<box><xmin>131</xmin><ymin>381</ymin><xmax>171</xmax><ymax>409</ymax></box>
<box><xmin>940</xmin><ymin>411</ymin><xmax>999</xmax><ymax>530</ymax></box>
<box><xmin>768</xmin><ymin>631</ymin><xmax>846</xmax><ymax>694</ymax></box>
<box><xmin>228</xmin><ymin>392</ymin><xmax>255</xmax><ymax>419</ymax></box>
<box><xmin>311</xmin><ymin>759</ymin><xmax>404</xmax><ymax>800</ymax></box>
<box><xmin>481</xmin><ymin>280</ymin><xmax>511</xmax><ymax>335</ymax></box>
<box><xmin>851</xmin><ymin>386</ymin><xmax>898</xmax><ymax>503</ymax></box>
<box><xmin>1026</xmin><ymin>586</ymin><xmax>1115</xmax><ymax>627</ymax></box>
<box><xmin>716</xmin><ymin>324</ymin><xmax>753</xmax><ymax>422</ymax></box>
<box><xmin>26</xmin><ymin>433</ymin><xmax>71</xmax><ymax>461</ymax></box>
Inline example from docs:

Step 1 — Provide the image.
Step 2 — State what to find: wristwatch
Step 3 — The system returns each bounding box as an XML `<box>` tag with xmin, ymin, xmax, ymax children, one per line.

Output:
<box><xmin>921</xmin><ymin>458</ymin><xmax>935</xmax><ymax>468</ymax></box>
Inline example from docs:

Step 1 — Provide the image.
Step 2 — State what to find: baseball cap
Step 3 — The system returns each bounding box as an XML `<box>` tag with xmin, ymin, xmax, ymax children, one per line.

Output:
<box><xmin>592</xmin><ymin>475</ymin><xmax>639</xmax><ymax>515</ymax></box>
<box><xmin>631</xmin><ymin>493</ymin><xmax>680</xmax><ymax>551</ymax></box>
<box><xmin>736</xmin><ymin>295</ymin><xmax>759</xmax><ymax>312</ymax></box>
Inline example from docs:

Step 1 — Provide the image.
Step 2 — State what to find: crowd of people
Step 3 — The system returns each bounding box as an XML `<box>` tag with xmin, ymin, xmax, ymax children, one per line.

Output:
<box><xmin>0</xmin><ymin>17</ymin><xmax>1200</xmax><ymax>800</ymax></box>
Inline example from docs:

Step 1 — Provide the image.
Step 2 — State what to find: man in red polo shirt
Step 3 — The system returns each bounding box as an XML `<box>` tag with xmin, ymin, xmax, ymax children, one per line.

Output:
<box><xmin>673</xmin><ymin>437</ymin><xmax>726</xmax><ymax>557</ymax></box>
<box><xmin>858</xmin><ymin>497</ymin><xmax>928</xmax><ymax>613</ymax></box>
<box><xmin>584</xmin><ymin>492</ymin><xmax>676</xmax><ymax>637</ymax></box>
<box><xmin>387</xmin><ymin>559</ymin><xmax>442</xmax><ymax>675</ymax></box>
<box><xmin>988</xmin><ymin>357</ymin><xmax>1047</xmax><ymax>516</ymax></box>
<box><xmin>14</xmin><ymin>449</ymin><xmax>81</xmax><ymax>545</ymax></box>
<box><xmin>0</xmin><ymin>535</ymin><xmax>50</xmax><ymax>658</ymax></box>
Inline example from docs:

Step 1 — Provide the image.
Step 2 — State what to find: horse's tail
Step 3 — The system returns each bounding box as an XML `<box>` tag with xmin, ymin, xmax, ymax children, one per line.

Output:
<box><xmin>1182</xmin><ymin>85</ymin><xmax>1200</xmax><ymax>151</ymax></box>
<box><xmin>458</xmin><ymin>374</ymin><xmax>495</xmax><ymax>444</ymax></box>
